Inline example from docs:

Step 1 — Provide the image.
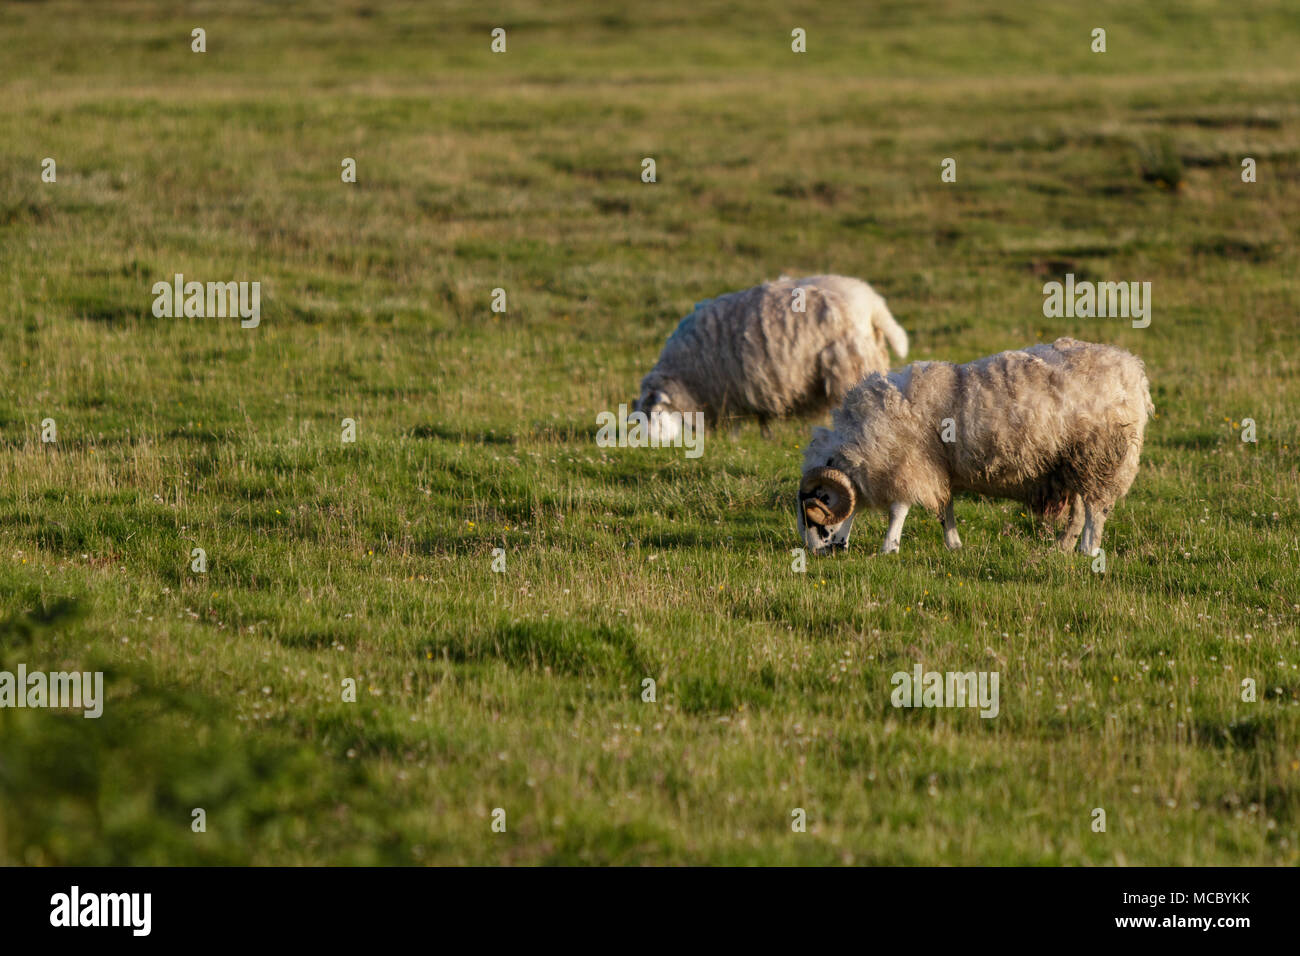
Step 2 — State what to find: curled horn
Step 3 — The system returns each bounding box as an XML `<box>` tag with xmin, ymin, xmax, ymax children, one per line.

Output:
<box><xmin>799</xmin><ymin>467</ymin><xmax>856</xmax><ymax>524</ymax></box>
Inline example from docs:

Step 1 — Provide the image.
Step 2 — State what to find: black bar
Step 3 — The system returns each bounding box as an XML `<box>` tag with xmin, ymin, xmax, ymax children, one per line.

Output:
<box><xmin>1</xmin><ymin>866</ymin><xmax>1291</xmax><ymax>943</ymax></box>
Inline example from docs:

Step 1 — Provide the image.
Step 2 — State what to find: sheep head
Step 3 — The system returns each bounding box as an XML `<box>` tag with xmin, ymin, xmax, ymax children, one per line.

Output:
<box><xmin>797</xmin><ymin>466</ymin><xmax>858</xmax><ymax>554</ymax></box>
<box><xmin>635</xmin><ymin>383</ymin><xmax>694</xmax><ymax>445</ymax></box>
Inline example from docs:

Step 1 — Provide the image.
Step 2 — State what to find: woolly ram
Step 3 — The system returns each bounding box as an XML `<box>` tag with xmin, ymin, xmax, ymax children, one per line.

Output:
<box><xmin>796</xmin><ymin>337</ymin><xmax>1153</xmax><ymax>556</ymax></box>
<box><xmin>635</xmin><ymin>275</ymin><xmax>908</xmax><ymax>441</ymax></box>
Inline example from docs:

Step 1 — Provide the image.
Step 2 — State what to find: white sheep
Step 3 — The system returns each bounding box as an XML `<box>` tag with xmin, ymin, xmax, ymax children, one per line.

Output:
<box><xmin>635</xmin><ymin>275</ymin><xmax>907</xmax><ymax>441</ymax></box>
<box><xmin>796</xmin><ymin>337</ymin><xmax>1153</xmax><ymax>556</ymax></box>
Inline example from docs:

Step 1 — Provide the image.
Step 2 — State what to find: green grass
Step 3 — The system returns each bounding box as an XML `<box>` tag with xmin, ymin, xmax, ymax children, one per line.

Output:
<box><xmin>1</xmin><ymin>0</ymin><xmax>1298</xmax><ymax>865</ymax></box>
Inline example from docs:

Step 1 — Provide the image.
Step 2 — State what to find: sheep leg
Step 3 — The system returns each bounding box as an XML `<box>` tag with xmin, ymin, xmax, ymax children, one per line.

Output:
<box><xmin>882</xmin><ymin>502</ymin><xmax>910</xmax><ymax>554</ymax></box>
<box><xmin>1057</xmin><ymin>494</ymin><xmax>1085</xmax><ymax>552</ymax></box>
<box><xmin>1078</xmin><ymin>500</ymin><xmax>1112</xmax><ymax>556</ymax></box>
<box><xmin>941</xmin><ymin>500</ymin><xmax>961</xmax><ymax>550</ymax></box>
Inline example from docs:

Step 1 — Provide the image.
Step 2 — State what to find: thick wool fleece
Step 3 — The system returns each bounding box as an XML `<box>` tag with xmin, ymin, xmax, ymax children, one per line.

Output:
<box><xmin>804</xmin><ymin>337</ymin><xmax>1153</xmax><ymax>518</ymax></box>
<box><xmin>639</xmin><ymin>275</ymin><xmax>907</xmax><ymax>425</ymax></box>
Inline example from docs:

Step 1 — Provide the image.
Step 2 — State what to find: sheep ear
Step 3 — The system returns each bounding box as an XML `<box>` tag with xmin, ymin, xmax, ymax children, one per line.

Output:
<box><xmin>634</xmin><ymin>389</ymin><xmax>664</xmax><ymax>413</ymax></box>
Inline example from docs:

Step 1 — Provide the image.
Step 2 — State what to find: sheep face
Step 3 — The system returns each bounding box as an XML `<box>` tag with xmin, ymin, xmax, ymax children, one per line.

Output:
<box><xmin>797</xmin><ymin>466</ymin><xmax>858</xmax><ymax>555</ymax></box>
<box><xmin>634</xmin><ymin>386</ymin><xmax>684</xmax><ymax>444</ymax></box>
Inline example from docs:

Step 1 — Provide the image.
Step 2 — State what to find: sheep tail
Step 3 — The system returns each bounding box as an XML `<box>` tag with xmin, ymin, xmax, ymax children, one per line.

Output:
<box><xmin>873</xmin><ymin>298</ymin><xmax>909</xmax><ymax>360</ymax></box>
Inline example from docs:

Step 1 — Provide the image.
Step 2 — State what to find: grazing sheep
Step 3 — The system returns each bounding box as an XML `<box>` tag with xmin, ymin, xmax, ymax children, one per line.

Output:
<box><xmin>796</xmin><ymin>337</ymin><xmax>1153</xmax><ymax>556</ymax></box>
<box><xmin>635</xmin><ymin>275</ymin><xmax>907</xmax><ymax>442</ymax></box>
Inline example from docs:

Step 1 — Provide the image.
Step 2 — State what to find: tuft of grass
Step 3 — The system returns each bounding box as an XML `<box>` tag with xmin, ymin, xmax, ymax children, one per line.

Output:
<box><xmin>1137</xmin><ymin>137</ymin><xmax>1185</xmax><ymax>191</ymax></box>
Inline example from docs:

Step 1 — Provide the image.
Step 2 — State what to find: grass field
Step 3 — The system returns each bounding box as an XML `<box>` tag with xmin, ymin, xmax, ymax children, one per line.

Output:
<box><xmin>1</xmin><ymin>0</ymin><xmax>1298</xmax><ymax>865</ymax></box>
